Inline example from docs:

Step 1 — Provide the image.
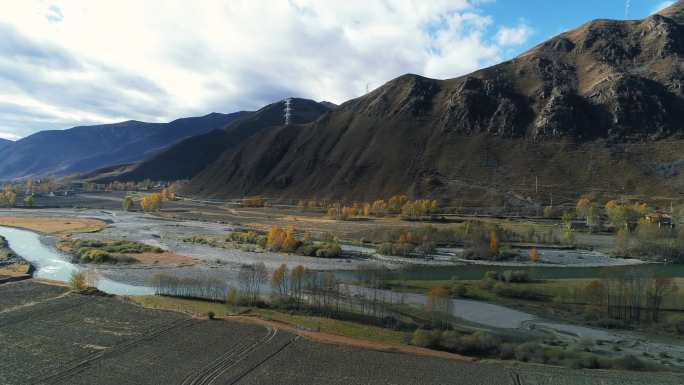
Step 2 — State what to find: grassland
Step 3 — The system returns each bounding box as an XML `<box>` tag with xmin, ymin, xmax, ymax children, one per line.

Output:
<box><xmin>58</xmin><ymin>238</ymin><xmax>196</xmax><ymax>266</ymax></box>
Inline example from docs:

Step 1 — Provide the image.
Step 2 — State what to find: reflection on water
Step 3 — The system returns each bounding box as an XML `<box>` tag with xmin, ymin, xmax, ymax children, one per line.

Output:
<box><xmin>0</xmin><ymin>226</ymin><xmax>154</xmax><ymax>295</ymax></box>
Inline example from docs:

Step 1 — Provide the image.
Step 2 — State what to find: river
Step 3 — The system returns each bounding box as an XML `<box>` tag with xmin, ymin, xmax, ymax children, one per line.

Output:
<box><xmin>0</xmin><ymin>226</ymin><xmax>154</xmax><ymax>295</ymax></box>
<box><xmin>3</xmin><ymin>224</ymin><xmax>684</xmax><ymax>365</ymax></box>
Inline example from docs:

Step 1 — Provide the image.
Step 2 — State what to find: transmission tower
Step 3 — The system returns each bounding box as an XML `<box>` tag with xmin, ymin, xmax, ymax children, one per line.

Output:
<box><xmin>284</xmin><ymin>98</ymin><xmax>293</xmax><ymax>125</ymax></box>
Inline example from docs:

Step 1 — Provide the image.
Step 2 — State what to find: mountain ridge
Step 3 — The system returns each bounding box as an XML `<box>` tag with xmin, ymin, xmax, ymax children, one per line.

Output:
<box><xmin>181</xmin><ymin>2</ymin><xmax>684</xmax><ymax>204</ymax></box>
<box><xmin>0</xmin><ymin>111</ymin><xmax>247</xmax><ymax>180</ymax></box>
<box><xmin>88</xmin><ymin>98</ymin><xmax>332</xmax><ymax>183</ymax></box>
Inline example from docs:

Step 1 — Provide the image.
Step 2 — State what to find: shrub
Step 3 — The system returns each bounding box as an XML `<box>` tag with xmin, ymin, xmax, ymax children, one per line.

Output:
<box><xmin>410</xmin><ymin>329</ymin><xmax>440</xmax><ymax>348</ymax></box>
<box><xmin>377</xmin><ymin>242</ymin><xmax>415</xmax><ymax>257</ymax></box>
<box><xmin>452</xmin><ymin>284</ymin><xmax>468</xmax><ymax>298</ymax></box>
<box><xmin>614</xmin><ymin>354</ymin><xmax>646</xmax><ymax>371</ymax></box>
<box><xmin>207</xmin><ymin>311</ymin><xmax>215</xmax><ymax>320</ymax></box>
<box><xmin>484</xmin><ymin>271</ymin><xmax>500</xmax><ymax>281</ymax></box>
<box><xmin>493</xmin><ymin>284</ymin><xmax>547</xmax><ymax>301</ymax></box>
<box><xmin>514</xmin><ymin>343</ymin><xmax>546</xmax><ymax>363</ymax></box>
<box><xmin>226</xmin><ymin>287</ymin><xmax>238</xmax><ymax>306</ymax></box>
<box><xmin>498</xmin><ymin>343</ymin><xmax>516</xmax><ymax>360</ymax></box>
<box><xmin>69</xmin><ymin>271</ymin><xmax>88</xmax><ymax>292</ymax></box>
<box><xmin>78</xmin><ymin>248</ymin><xmax>111</xmax><ymax>263</ymax></box>
<box><xmin>665</xmin><ymin>315</ymin><xmax>684</xmax><ymax>335</ymax></box>
<box><xmin>315</xmin><ymin>243</ymin><xmax>342</xmax><ymax>258</ymax></box>
<box><xmin>449</xmin><ymin>332</ymin><xmax>501</xmax><ymax>355</ymax></box>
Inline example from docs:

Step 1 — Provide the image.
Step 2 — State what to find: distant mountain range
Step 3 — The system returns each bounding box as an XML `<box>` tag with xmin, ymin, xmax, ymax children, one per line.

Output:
<box><xmin>91</xmin><ymin>98</ymin><xmax>333</xmax><ymax>183</ymax></box>
<box><xmin>0</xmin><ymin>112</ymin><xmax>248</xmax><ymax>180</ymax></box>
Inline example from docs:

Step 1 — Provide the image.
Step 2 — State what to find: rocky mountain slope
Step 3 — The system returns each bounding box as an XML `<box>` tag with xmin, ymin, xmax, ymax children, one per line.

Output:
<box><xmin>183</xmin><ymin>2</ymin><xmax>684</xmax><ymax>205</ymax></box>
<box><xmin>90</xmin><ymin>98</ymin><xmax>332</xmax><ymax>183</ymax></box>
<box><xmin>0</xmin><ymin>112</ymin><xmax>247</xmax><ymax>180</ymax></box>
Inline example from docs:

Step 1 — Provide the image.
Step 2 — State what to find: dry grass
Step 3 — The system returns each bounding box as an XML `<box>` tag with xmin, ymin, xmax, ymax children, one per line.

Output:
<box><xmin>0</xmin><ymin>216</ymin><xmax>106</xmax><ymax>235</ymax></box>
<box><xmin>0</xmin><ymin>263</ymin><xmax>31</xmax><ymax>277</ymax></box>
<box><xmin>122</xmin><ymin>251</ymin><xmax>196</xmax><ymax>266</ymax></box>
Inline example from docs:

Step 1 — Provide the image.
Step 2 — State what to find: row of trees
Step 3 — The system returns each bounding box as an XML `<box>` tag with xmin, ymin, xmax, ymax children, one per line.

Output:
<box><xmin>242</xmin><ymin>196</ymin><xmax>267</xmax><ymax>207</ymax></box>
<box><xmin>24</xmin><ymin>178</ymin><xmax>59</xmax><ymax>195</ymax></box>
<box><xmin>152</xmin><ymin>262</ymin><xmax>411</xmax><ymax>323</ymax></box>
<box><xmin>152</xmin><ymin>274</ymin><xmax>229</xmax><ymax>302</ymax></box>
<box><xmin>84</xmin><ymin>179</ymin><xmax>166</xmax><ymax>192</ymax></box>
<box><xmin>584</xmin><ymin>268</ymin><xmax>678</xmax><ymax>323</ymax></box>
<box><xmin>126</xmin><ymin>186</ymin><xmax>177</xmax><ymax>212</ymax></box>
<box><xmin>575</xmin><ymin>197</ymin><xmax>652</xmax><ymax>230</ymax></box>
<box><xmin>300</xmin><ymin>195</ymin><xmax>439</xmax><ymax>221</ymax></box>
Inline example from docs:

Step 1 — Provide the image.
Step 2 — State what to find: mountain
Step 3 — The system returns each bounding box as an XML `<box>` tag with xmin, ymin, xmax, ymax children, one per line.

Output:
<box><xmin>0</xmin><ymin>112</ymin><xmax>246</xmax><ymax>179</ymax></box>
<box><xmin>0</xmin><ymin>138</ymin><xmax>12</xmax><ymax>151</ymax></box>
<box><xmin>90</xmin><ymin>98</ymin><xmax>332</xmax><ymax>183</ymax></box>
<box><xmin>183</xmin><ymin>2</ymin><xmax>684</xmax><ymax>206</ymax></box>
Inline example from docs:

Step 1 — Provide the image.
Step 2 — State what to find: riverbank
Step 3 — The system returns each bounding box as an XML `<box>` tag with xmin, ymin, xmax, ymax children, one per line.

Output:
<box><xmin>3</xmin><ymin>213</ymin><xmax>684</xmax><ymax>371</ymax></box>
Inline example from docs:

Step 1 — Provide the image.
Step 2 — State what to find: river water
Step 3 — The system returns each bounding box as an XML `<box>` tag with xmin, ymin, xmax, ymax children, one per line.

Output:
<box><xmin>0</xmin><ymin>226</ymin><xmax>154</xmax><ymax>295</ymax></box>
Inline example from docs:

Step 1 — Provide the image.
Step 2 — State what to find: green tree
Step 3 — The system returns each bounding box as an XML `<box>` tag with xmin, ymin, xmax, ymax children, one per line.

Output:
<box><xmin>23</xmin><ymin>195</ymin><xmax>34</xmax><ymax>207</ymax></box>
<box><xmin>122</xmin><ymin>196</ymin><xmax>134</xmax><ymax>211</ymax></box>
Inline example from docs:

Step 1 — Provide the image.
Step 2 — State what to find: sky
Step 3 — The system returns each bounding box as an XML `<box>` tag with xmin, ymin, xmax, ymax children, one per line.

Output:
<box><xmin>0</xmin><ymin>0</ymin><xmax>678</xmax><ymax>140</ymax></box>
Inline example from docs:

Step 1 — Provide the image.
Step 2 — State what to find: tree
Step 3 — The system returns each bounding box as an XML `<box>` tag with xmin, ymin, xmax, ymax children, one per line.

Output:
<box><xmin>387</xmin><ymin>195</ymin><xmax>408</xmax><ymax>213</ymax></box>
<box><xmin>584</xmin><ymin>280</ymin><xmax>606</xmax><ymax>308</ymax></box>
<box><xmin>290</xmin><ymin>265</ymin><xmax>307</xmax><ymax>305</ymax></box>
<box><xmin>0</xmin><ymin>185</ymin><xmax>17</xmax><ymax>207</ymax></box>
<box><xmin>140</xmin><ymin>193</ymin><xmax>163</xmax><ymax>212</ymax></box>
<box><xmin>426</xmin><ymin>286</ymin><xmax>452</xmax><ymax>329</ymax></box>
<box><xmin>226</xmin><ymin>287</ymin><xmax>238</xmax><ymax>306</ymax></box>
<box><xmin>238</xmin><ymin>262</ymin><xmax>268</xmax><ymax>305</ymax></box>
<box><xmin>647</xmin><ymin>276</ymin><xmax>678</xmax><ymax>322</ymax></box>
<box><xmin>489</xmin><ymin>231</ymin><xmax>499</xmax><ymax>257</ymax></box>
<box><xmin>122</xmin><ymin>196</ymin><xmax>134</xmax><ymax>211</ymax></box>
<box><xmin>23</xmin><ymin>195</ymin><xmax>34</xmax><ymax>207</ymax></box>
<box><xmin>529</xmin><ymin>248</ymin><xmax>541</xmax><ymax>263</ymax></box>
<box><xmin>271</xmin><ymin>264</ymin><xmax>290</xmax><ymax>300</ymax></box>
<box><xmin>605</xmin><ymin>201</ymin><xmax>650</xmax><ymax>230</ymax></box>
<box><xmin>576</xmin><ymin>198</ymin><xmax>591</xmax><ymax>223</ymax></box>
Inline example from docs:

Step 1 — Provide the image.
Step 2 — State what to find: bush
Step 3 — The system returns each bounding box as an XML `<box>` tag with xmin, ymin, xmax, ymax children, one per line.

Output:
<box><xmin>492</xmin><ymin>284</ymin><xmax>547</xmax><ymax>301</ymax></box>
<box><xmin>410</xmin><ymin>329</ymin><xmax>440</xmax><ymax>348</ymax></box>
<box><xmin>207</xmin><ymin>311</ymin><xmax>215</xmax><ymax>320</ymax></box>
<box><xmin>226</xmin><ymin>287</ymin><xmax>238</xmax><ymax>306</ymax></box>
<box><xmin>502</xmin><ymin>270</ymin><xmax>530</xmax><ymax>283</ymax></box>
<box><xmin>593</xmin><ymin>318</ymin><xmax>628</xmax><ymax>329</ymax></box>
<box><xmin>69</xmin><ymin>271</ymin><xmax>88</xmax><ymax>292</ymax></box>
<box><xmin>613</xmin><ymin>354</ymin><xmax>646</xmax><ymax>371</ymax></box>
<box><xmin>448</xmin><ymin>332</ymin><xmax>501</xmax><ymax>355</ymax></box>
<box><xmin>675</xmin><ymin>320</ymin><xmax>684</xmax><ymax>335</ymax></box>
<box><xmin>514</xmin><ymin>342</ymin><xmax>546</xmax><ymax>363</ymax></box>
<box><xmin>78</xmin><ymin>248</ymin><xmax>111</xmax><ymax>263</ymax></box>
<box><xmin>452</xmin><ymin>284</ymin><xmax>468</xmax><ymax>298</ymax></box>
<box><xmin>498</xmin><ymin>343</ymin><xmax>516</xmax><ymax>360</ymax></box>
<box><xmin>315</xmin><ymin>243</ymin><xmax>342</xmax><ymax>258</ymax></box>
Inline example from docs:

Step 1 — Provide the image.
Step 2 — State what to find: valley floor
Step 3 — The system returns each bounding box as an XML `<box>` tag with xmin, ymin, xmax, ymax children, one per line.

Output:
<box><xmin>2</xmin><ymin>280</ymin><xmax>683</xmax><ymax>385</ymax></box>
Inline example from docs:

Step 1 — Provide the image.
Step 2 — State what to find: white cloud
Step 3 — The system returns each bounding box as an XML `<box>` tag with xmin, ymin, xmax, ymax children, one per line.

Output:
<box><xmin>495</xmin><ymin>24</ymin><xmax>533</xmax><ymax>46</ymax></box>
<box><xmin>652</xmin><ymin>1</ymin><xmax>676</xmax><ymax>14</ymax></box>
<box><xmin>0</xmin><ymin>0</ymin><xmax>534</xmax><ymax>138</ymax></box>
<box><xmin>0</xmin><ymin>132</ymin><xmax>20</xmax><ymax>141</ymax></box>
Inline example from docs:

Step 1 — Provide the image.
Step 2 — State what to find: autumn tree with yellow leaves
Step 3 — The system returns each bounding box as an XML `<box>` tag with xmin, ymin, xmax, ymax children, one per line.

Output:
<box><xmin>140</xmin><ymin>193</ymin><xmax>163</xmax><ymax>212</ymax></box>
